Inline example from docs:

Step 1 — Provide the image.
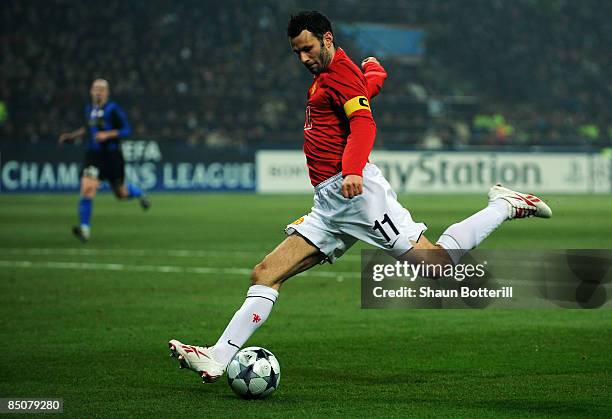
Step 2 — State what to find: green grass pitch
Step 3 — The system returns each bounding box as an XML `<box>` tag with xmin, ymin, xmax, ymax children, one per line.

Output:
<box><xmin>0</xmin><ymin>193</ymin><xmax>611</xmax><ymax>418</ymax></box>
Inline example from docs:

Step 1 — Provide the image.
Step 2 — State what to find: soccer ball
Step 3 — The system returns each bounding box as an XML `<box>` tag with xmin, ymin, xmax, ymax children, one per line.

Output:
<box><xmin>227</xmin><ymin>346</ymin><xmax>280</xmax><ymax>399</ymax></box>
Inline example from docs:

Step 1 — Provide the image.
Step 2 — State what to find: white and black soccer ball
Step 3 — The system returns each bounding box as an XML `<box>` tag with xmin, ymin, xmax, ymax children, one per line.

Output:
<box><xmin>226</xmin><ymin>346</ymin><xmax>280</xmax><ymax>399</ymax></box>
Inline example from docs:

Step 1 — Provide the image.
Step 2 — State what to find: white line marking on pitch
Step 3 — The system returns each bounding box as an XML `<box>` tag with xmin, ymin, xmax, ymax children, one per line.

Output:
<box><xmin>0</xmin><ymin>260</ymin><xmax>359</xmax><ymax>279</ymax></box>
<box><xmin>1</xmin><ymin>247</ymin><xmax>361</xmax><ymax>261</ymax></box>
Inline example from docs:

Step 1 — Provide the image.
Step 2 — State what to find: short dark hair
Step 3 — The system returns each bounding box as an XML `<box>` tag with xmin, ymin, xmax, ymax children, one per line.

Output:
<box><xmin>287</xmin><ymin>11</ymin><xmax>334</xmax><ymax>42</ymax></box>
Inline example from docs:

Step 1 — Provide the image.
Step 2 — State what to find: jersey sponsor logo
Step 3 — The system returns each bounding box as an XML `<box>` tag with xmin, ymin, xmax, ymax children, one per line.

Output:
<box><xmin>291</xmin><ymin>216</ymin><xmax>305</xmax><ymax>225</ymax></box>
<box><xmin>343</xmin><ymin>96</ymin><xmax>371</xmax><ymax>117</ymax></box>
<box><xmin>89</xmin><ymin>108</ymin><xmax>106</xmax><ymax>129</ymax></box>
<box><xmin>252</xmin><ymin>313</ymin><xmax>262</xmax><ymax>323</ymax></box>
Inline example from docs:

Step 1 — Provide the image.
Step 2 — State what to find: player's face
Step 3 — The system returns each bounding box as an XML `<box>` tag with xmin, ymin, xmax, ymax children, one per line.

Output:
<box><xmin>290</xmin><ymin>30</ymin><xmax>333</xmax><ymax>75</ymax></box>
<box><xmin>90</xmin><ymin>81</ymin><xmax>109</xmax><ymax>105</ymax></box>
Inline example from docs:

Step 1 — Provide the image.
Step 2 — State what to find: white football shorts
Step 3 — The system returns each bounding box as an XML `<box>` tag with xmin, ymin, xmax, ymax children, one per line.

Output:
<box><xmin>285</xmin><ymin>163</ymin><xmax>427</xmax><ymax>263</ymax></box>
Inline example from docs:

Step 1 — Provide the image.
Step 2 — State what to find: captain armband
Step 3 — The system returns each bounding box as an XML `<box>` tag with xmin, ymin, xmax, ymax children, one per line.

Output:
<box><xmin>343</xmin><ymin>96</ymin><xmax>371</xmax><ymax>117</ymax></box>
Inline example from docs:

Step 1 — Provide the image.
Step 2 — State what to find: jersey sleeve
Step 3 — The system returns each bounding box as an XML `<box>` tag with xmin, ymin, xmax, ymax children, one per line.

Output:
<box><xmin>342</xmin><ymin>116</ymin><xmax>376</xmax><ymax>177</ymax></box>
<box><xmin>110</xmin><ymin>104</ymin><xmax>132</xmax><ymax>138</ymax></box>
<box><xmin>362</xmin><ymin>60</ymin><xmax>388</xmax><ymax>99</ymax></box>
<box><xmin>325</xmin><ymin>62</ymin><xmax>372</xmax><ymax>120</ymax></box>
<box><xmin>325</xmin><ymin>62</ymin><xmax>377</xmax><ymax>177</ymax></box>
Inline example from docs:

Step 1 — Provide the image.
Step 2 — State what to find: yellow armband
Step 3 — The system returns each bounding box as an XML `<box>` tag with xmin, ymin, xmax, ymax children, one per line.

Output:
<box><xmin>343</xmin><ymin>96</ymin><xmax>371</xmax><ymax>117</ymax></box>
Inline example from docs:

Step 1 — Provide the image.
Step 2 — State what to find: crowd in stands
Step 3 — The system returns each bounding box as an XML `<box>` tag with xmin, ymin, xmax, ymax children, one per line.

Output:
<box><xmin>1</xmin><ymin>0</ymin><xmax>610</xmax><ymax>149</ymax></box>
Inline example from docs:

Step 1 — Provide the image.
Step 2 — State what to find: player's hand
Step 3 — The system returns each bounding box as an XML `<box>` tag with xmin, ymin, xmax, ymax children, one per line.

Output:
<box><xmin>342</xmin><ymin>175</ymin><xmax>363</xmax><ymax>199</ymax></box>
<box><xmin>95</xmin><ymin>131</ymin><xmax>110</xmax><ymax>142</ymax></box>
<box><xmin>58</xmin><ymin>133</ymin><xmax>73</xmax><ymax>144</ymax></box>
<box><xmin>361</xmin><ymin>56</ymin><xmax>380</xmax><ymax>69</ymax></box>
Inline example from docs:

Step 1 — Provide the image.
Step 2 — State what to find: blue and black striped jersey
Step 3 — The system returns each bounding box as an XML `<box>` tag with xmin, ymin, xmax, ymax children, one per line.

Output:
<box><xmin>84</xmin><ymin>101</ymin><xmax>131</xmax><ymax>151</ymax></box>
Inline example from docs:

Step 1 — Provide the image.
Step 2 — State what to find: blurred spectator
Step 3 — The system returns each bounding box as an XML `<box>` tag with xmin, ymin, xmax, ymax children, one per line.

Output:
<box><xmin>0</xmin><ymin>0</ymin><xmax>610</xmax><ymax>149</ymax></box>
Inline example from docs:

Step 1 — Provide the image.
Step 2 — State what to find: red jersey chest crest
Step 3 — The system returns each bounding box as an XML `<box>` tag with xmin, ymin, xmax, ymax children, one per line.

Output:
<box><xmin>307</xmin><ymin>76</ymin><xmax>331</xmax><ymax>109</ymax></box>
<box><xmin>309</xmin><ymin>79</ymin><xmax>319</xmax><ymax>97</ymax></box>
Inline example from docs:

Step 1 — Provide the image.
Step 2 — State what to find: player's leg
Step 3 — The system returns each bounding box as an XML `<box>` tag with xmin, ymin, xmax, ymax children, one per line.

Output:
<box><xmin>400</xmin><ymin>234</ymin><xmax>453</xmax><ymax>267</ymax></box>
<box><xmin>108</xmin><ymin>154</ymin><xmax>150</xmax><ymax>210</ymax></box>
<box><xmin>249</xmin><ymin>232</ymin><xmax>325</xmax><ymax>289</ymax></box>
<box><xmin>210</xmin><ymin>233</ymin><xmax>323</xmax><ymax>360</ymax></box>
<box><xmin>397</xmin><ymin>184</ymin><xmax>553</xmax><ymax>273</ymax></box>
<box><xmin>390</xmin><ymin>197</ymin><xmax>510</xmax><ymax>273</ymax></box>
<box><xmin>399</xmin><ymin>186</ymin><xmax>552</xmax><ymax>271</ymax></box>
<box><xmin>73</xmin><ymin>168</ymin><xmax>100</xmax><ymax>242</ymax></box>
<box><xmin>170</xmin><ymin>233</ymin><xmax>325</xmax><ymax>382</ymax></box>
<box><xmin>110</xmin><ymin>182</ymin><xmax>149</xmax><ymax>207</ymax></box>
<box><xmin>110</xmin><ymin>182</ymin><xmax>150</xmax><ymax>210</ymax></box>
<box><xmin>341</xmin><ymin>165</ymin><xmax>552</xmax><ymax>276</ymax></box>
<box><xmin>434</xmin><ymin>184</ymin><xmax>552</xmax><ymax>264</ymax></box>
<box><xmin>170</xmin><ymin>183</ymin><xmax>355</xmax><ymax>382</ymax></box>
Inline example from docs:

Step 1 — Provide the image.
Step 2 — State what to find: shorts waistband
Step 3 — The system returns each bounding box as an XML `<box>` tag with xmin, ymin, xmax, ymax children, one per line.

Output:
<box><xmin>314</xmin><ymin>172</ymin><xmax>343</xmax><ymax>192</ymax></box>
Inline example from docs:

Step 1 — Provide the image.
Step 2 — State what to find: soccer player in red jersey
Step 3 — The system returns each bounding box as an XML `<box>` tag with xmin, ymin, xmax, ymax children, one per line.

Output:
<box><xmin>169</xmin><ymin>11</ymin><xmax>552</xmax><ymax>382</ymax></box>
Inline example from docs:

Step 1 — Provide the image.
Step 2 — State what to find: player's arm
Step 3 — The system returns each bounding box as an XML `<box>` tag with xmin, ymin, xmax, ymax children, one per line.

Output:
<box><xmin>327</xmin><ymin>65</ymin><xmax>377</xmax><ymax>199</ymax></box>
<box><xmin>58</xmin><ymin>126</ymin><xmax>86</xmax><ymax>144</ymax></box>
<box><xmin>341</xmin><ymin>112</ymin><xmax>376</xmax><ymax>198</ymax></box>
<box><xmin>361</xmin><ymin>57</ymin><xmax>388</xmax><ymax>99</ymax></box>
<box><xmin>95</xmin><ymin>106</ymin><xmax>132</xmax><ymax>142</ymax></box>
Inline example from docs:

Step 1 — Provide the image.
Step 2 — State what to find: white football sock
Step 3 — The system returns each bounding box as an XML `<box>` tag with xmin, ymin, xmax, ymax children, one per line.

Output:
<box><xmin>80</xmin><ymin>224</ymin><xmax>91</xmax><ymax>239</ymax></box>
<box><xmin>212</xmin><ymin>285</ymin><xmax>278</xmax><ymax>366</ymax></box>
<box><xmin>437</xmin><ymin>199</ymin><xmax>508</xmax><ymax>264</ymax></box>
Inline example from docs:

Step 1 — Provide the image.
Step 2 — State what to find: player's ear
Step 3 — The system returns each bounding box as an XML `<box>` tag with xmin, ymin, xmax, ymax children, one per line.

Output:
<box><xmin>323</xmin><ymin>31</ymin><xmax>334</xmax><ymax>48</ymax></box>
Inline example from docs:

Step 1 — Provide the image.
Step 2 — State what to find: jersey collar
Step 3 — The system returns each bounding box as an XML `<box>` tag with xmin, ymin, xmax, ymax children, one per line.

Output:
<box><xmin>316</xmin><ymin>47</ymin><xmax>346</xmax><ymax>78</ymax></box>
<box><xmin>326</xmin><ymin>47</ymin><xmax>345</xmax><ymax>73</ymax></box>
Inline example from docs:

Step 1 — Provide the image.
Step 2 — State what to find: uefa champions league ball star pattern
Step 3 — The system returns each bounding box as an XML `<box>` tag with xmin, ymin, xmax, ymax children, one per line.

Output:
<box><xmin>227</xmin><ymin>347</ymin><xmax>280</xmax><ymax>399</ymax></box>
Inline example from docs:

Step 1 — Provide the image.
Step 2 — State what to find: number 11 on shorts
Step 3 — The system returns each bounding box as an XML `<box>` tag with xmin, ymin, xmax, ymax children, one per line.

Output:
<box><xmin>372</xmin><ymin>213</ymin><xmax>400</xmax><ymax>242</ymax></box>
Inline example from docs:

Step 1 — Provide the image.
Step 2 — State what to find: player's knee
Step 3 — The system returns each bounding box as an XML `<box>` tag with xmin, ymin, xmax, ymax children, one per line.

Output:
<box><xmin>400</xmin><ymin>244</ymin><xmax>454</xmax><ymax>279</ymax></box>
<box><xmin>108</xmin><ymin>183</ymin><xmax>125</xmax><ymax>199</ymax></box>
<box><xmin>422</xmin><ymin>249</ymin><xmax>454</xmax><ymax>279</ymax></box>
<box><xmin>112</xmin><ymin>188</ymin><xmax>127</xmax><ymax>199</ymax></box>
<box><xmin>81</xmin><ymin>185</ymin><xmax>96</xmax><ymax>198</ymax></box>
<box><xmin>425</xmin><ymin>250</ymin><xmax>453</xmax><ymax>274</ymax></box>
<box><xmin>427</xmin><ymin>248</ymin><xmax>453</xmax><ymax>265</ymax></box>
<box><xmin>80</xmin><ymin>176</ymin><xmax>98</xmax><ymax>198</ymax></box>
<box><xmin>250</xmin><ymin>262</ymin><xmax>266</xmax><ymax>285</ymax></box>
<box><xmin>250</xmin><ymin>261</ymin><xmax>276</xmax><ymax>287</ymax></box>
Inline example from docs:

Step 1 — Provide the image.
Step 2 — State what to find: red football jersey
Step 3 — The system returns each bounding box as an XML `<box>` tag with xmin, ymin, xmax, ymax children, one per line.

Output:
<box><xmin>303</xmin><ymin>48</ymin><xmax>379</xmax><ymax>186</ymax></box>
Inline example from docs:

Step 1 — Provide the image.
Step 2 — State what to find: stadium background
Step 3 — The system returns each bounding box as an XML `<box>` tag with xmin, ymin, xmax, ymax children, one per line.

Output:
<box><xmin>1</xmin><ymin>1</ymin><xmax>611</xmax><ymax>417</ymax></box>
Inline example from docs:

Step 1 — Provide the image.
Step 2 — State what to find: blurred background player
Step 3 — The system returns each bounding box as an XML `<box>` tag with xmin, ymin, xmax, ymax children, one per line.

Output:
<box><xmin>168</xmin><ymin>10</ymin><xmax>551</xmax><ymax>383</ymax></box>
<box><xmin>59</xmin><ymin>78</ymin><xmax>150</xmax><ymax>242</ymax></box>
